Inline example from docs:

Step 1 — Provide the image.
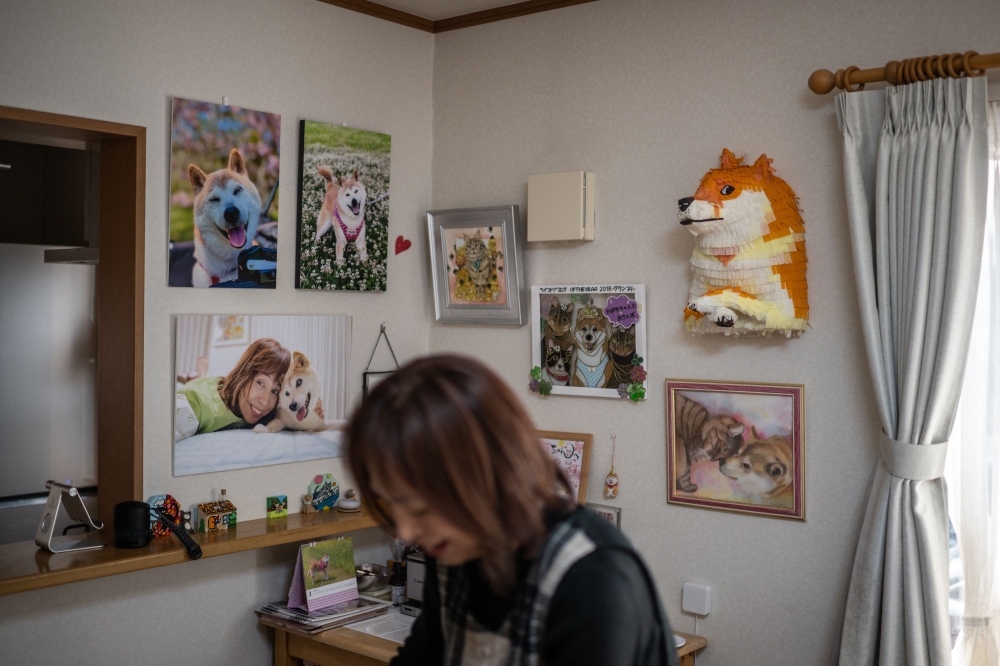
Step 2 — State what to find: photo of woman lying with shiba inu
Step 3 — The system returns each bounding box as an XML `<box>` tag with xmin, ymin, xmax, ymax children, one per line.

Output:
<box><xmin>174</xmin><ymin>338</ymin><xmax>290</xmax><ymax>442</ymax></box>
<box><xmin>347</xmin><ymin>355</ymin><xmax>679</xmax><ymax>666</ymax></box>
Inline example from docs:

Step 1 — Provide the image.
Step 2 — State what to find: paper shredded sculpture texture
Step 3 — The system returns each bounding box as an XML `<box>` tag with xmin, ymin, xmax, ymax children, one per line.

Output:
<box><xmin>677</xmin><ymin>149</ymin><xmax>808</xmax><ymax>336</ymax></box>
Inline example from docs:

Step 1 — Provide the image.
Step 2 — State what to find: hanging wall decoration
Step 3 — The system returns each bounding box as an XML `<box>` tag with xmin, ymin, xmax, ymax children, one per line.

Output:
<box><xmin>530</xmin><ymin>285</ymin><xmax>647</xmax><ymax>399</ymax></box>
<box><xmin>666</xmin><ymin>379</ymin><xmax>804</xmax><ymax>520</ymax></box>
<box><xmin>538</xmin><ymin>430</ymin><xmax>593</xmax><ymax>504</ymax></box>
<box><xmin>427</xmin><ymin>206</ymin><xmax>528</xmax><ymax>325</ymax></box>
<box><xmin>676</xmin><ymin>149</ymin><xmax>808</xmax><ymax>336</ymax></box>
<box><xmin>168</xmin><ymin>97</ymin><xmax>280</xmax><ymax>288</ymax></box>
<box><xmin>296</xmin><ymin>120</ymin><xmax>391</xmax><ymax>292</ymax></box>
<box><xmin>604</xmin><ymin>434</ymin><xmax>619</xmax><ymax>499</ymax></box>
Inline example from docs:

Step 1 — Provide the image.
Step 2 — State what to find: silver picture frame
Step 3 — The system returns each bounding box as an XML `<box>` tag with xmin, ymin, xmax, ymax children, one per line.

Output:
<box><xmin>427</xmin><ymin>205</ymin><xmax>527</xmax><ymax>325</ymax></box>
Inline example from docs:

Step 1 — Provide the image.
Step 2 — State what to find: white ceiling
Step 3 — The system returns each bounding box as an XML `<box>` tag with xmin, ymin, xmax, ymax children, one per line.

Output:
<box><xmin>375</xmin><ymin>0</ymin><xmax>522</xmax><ymax>20</ymax></box>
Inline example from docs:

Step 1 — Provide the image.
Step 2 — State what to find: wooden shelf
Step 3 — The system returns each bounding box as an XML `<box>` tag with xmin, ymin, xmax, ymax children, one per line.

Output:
<box><xmin>0</xmin><ymin>509</ymin><xmax>379</xmax><ymax>597</ymax></box>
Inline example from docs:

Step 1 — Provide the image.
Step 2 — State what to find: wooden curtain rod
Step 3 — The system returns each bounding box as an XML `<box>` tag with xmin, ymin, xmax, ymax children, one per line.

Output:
<box><xmin>809</xmin><ymin>50</ymin><xmax>999</xmax><ymax>94</ymax></box>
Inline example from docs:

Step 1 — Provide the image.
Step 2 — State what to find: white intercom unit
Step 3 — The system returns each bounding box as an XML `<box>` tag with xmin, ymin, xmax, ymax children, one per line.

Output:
<box><xmin>527</xmin><ymin>170</ymin><xmax>596</xmax><ymax>242</ymax></box>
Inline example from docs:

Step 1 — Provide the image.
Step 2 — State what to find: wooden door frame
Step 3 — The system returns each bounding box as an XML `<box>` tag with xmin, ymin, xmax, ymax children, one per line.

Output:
<box><xmin>0</xmin><ymin>105</ymin><xmax>145</xmax><ymax>530</ymax></box>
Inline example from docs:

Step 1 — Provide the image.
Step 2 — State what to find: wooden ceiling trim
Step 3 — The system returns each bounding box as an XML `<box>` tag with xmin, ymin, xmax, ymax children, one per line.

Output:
<box><xmin>316</xmin><ymin>0</ymin><xmax>597</xmax><ymax>34</ymax></box>
<box><xmin>432</xmin><ymin>0</ymin><xmax>597</xmax><ymax>33</ymax></box>
<box><xmin>316</xmin><ymin>0</ymin><xmax>435</xmax><ymax>32</ymax></box>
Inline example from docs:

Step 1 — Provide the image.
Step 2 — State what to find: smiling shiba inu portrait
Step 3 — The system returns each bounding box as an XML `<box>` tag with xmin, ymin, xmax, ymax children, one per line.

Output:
<box><xmin>572</xmin><ymin>302</ymin><xmax>613</xmax><ymax>388</ymax></box>
<box><xmin>188</xmin><ymin>148</ymin><xmax>262</xmax><ymax>287</ymax></box>
<box><xmin>315</xmin><ymin>167</ymin><xmax>368</xmax><ymax>265</ymax></box>
<box><xmin>677</xmin><ymin>149</ymin><xmax>808</xmax><ymax>336</ymax></box>
<box><xmin>255</xmin><ymin>351</ymin><xmax>328</xmax><ymax>434</ymax></box>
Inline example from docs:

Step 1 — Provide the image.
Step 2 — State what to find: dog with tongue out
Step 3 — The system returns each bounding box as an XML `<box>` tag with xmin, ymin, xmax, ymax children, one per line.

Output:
<box><xmin>188</xmin><ymin>148</ymin><xmax>262</xmax><ymax>287</ymax></box>
<box><xmin>255</xmin><ymin>351</ymin><xmax>330</xmax><ymax>434</ymax></box>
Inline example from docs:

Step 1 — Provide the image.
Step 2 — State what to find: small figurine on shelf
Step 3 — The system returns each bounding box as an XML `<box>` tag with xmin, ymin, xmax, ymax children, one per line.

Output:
<box><xmin>148</xmin><ymin>494</ymin><xmax>182</xmax><ymax>538</ymax></box>
<box><xmin>337</xmin><ymin>489</ymin><xmax>361</xmax><ymax>513</ymax></box>
<box><xmin>301</xmin><ymin>474</ymin><xmax>340</xmax><ymax>513</ymax></box>
<box><xmin>267</xmin><ymin>495</ymin><xmax>288</xmax><ymax>518</ymax></box>
<box><xmin>180</xmin><ymin>510</ymin><xmax>194</xmax><ymax>533</ymax></box>
<box><xmin>197</xmin><ymin>489</ymin><xmax>238</xmax><ymax>532</ymax></box>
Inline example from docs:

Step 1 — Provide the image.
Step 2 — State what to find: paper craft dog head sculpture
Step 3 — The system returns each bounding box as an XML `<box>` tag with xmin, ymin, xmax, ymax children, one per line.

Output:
<box><xmin>677</xmin><ymin>149</ymin><xmax>808</xmax><ymax>336</ymax></box>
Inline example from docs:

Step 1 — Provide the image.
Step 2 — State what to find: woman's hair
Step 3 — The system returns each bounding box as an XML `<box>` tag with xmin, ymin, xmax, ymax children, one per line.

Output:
<box><xmin>347</xmin><ymin>354</ymin><xmax>571</xmax><ymax>593</ymax></box>
<box><xmin>218</xmin><ymin>338</ymin><xmax>291</xmax><ymax>416</ymax></box>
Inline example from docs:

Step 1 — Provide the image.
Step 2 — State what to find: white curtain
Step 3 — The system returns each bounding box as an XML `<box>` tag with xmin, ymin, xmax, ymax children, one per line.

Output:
<box><xmin>174</xmin><ymin>314</ymin><xmax>212</xmax><ymax>379</ymax></box>
<box><xmin>946</xmin><ymin>101</ymin><xmax>1000</xmax><ymax>666</ymax></box>
<box><xmin>836</xmin><ymin>77</ymin><xmax>989</xmax><ymax>665</ymax></box>
<box><xmin>249</xmin><ymin>315</ymin><xmax>352</xmax><ymax>419</ymax></box>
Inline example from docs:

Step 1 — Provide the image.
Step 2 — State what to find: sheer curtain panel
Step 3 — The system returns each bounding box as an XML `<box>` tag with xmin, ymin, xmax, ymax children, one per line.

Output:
<box><xmin>945</xmin><ymin>101</ymin><xmax>1000</xmax><ymax>666</ymax></box>
<box><xmin>836</xmin><ymin>78</ymin><xmax>988</xmax><ymax>665</ymax></box>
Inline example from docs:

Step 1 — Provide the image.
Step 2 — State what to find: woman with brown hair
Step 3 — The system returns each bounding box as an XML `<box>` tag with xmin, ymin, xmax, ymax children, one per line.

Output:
<box><xmin>174</xmin><ymin>338</ymin><xmax>291</xmax><ymax>441</ymax></box>
<box><xmin>347</xmin><ymin>355</ymin><xmax>678</xmax><ymax>666</ymax></box>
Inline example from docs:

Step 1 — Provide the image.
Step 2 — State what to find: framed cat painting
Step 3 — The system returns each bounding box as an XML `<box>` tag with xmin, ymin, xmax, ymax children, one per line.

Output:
<box><xmin>530</xmin><ymin>285</ymin><xmax>648</xmax><ymax>400</ymax></box>
<box><xmin>427</xmin><ymin>206</ymin><xmax>527</xmax><ymax>325</ymax></box>
<box><xmin>666</xmin><ymin>379</ymin><xmax>805</xmax><ymax>520</ymax></box>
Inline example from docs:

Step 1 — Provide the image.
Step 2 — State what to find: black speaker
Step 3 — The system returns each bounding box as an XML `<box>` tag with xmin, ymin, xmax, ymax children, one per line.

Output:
<box><xmin>114</xmin><ymin>501</ymin><xmax>151</xmax><ymax>548</ymax></box>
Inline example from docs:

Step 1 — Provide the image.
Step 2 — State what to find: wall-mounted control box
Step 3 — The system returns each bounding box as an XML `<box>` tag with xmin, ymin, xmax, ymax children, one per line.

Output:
<box><xmin>527</xmin><ymin>170</ymin><xmax>595</xmax><ymax>242</ymax></box>
<box><xmin>682</xmin><ymin>582</ymin><xmax>712</xmax><ymax>616</ymax></box>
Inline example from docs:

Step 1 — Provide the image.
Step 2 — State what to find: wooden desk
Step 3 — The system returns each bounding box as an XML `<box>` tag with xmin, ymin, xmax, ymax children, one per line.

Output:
<box><xmin>263</xmin><ymin>617</ymin><xmax>707</xmax><ymax>666</ymax></box>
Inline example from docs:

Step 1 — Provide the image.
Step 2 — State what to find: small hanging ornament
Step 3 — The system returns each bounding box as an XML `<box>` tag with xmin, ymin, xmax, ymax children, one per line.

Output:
<box><xmin>604</xmin><ymin>433</ymin><xmax>619</xmax><ymax>499</ymax></box>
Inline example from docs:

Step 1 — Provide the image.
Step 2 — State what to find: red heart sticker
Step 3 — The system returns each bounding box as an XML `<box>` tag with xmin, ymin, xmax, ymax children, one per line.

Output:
<box><xmin>395</xmin><ymin>236</ymin><xmax>412</xmax><ymax>255</ymax></box>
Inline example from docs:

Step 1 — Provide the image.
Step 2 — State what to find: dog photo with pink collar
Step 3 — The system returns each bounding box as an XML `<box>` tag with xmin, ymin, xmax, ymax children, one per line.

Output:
<box><xmin>167</xmin><ymin>97</ymin><xmax>280</xmax><ymax>289</ymax></box>
<box><xmin>295</xmin><ymin>120</ymin><xmax>391</xmax><ymax>292</ymax></box>
<box><xmin>173</xmin><ymin>314</ymin><xmax>350</xmax><ymax>476</ymax></box>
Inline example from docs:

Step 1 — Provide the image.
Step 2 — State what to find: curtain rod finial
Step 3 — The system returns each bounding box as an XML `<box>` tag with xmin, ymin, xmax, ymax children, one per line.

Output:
<box><xmin>809</xmin><ymin>69</ymin><xmax>836</xmax><ymax>95</ymax></box>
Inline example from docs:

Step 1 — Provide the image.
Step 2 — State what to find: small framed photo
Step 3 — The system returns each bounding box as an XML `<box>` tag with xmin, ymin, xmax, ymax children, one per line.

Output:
<box><xmin>213</xmin><ymin>315</ymin><xmax>249</xmax><ymax>347</ymax></box>
<box><xmin>427</xmin><ymin>206</ymin><xmax>527</xmax><ymax>325</ymax></box>
<box><xmin>586</xmin><ymin>503</ymin><xmax>621</xmax><ymax>530</ymax></box>
<box><xmin>362</xmin><ymin>370</ymin><xmax>395</xmax><ymax>399</ymax></box>
<box><xmin>666</xmin><ymin>379</ymin><xmax>804</xmax><ymax>520</ymax></box>
<box><xmin>539</xmin><ymin>430</ymin><xmax>593</xmax><ymax>504</ymax></box>
<box><xmin>531</xmin><ymin>285</ymin><xmax>647</xmax><ymax>399</ymax></box>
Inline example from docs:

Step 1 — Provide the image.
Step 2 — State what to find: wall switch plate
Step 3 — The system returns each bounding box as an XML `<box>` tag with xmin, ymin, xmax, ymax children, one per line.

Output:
<box><xmin>682</xmin><ymin>582</ymin><xmax>712</xmax><ymax>615</ymax></box>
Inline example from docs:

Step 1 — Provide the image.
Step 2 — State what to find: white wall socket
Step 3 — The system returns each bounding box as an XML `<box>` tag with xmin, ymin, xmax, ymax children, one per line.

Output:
<box><xmin>682</xmin><ymin>582</ymin><xmax>712</xmax><ymax>615</ymax></box>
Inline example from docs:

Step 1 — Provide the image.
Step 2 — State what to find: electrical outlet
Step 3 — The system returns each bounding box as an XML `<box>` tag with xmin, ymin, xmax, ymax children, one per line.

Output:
<box><xmin>682</xmin><ymin>582</ymin><xmax>712</xmax><ymax>615</ymax></box>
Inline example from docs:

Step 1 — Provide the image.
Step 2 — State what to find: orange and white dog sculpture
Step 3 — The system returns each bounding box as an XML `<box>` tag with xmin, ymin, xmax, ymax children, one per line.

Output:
<box><xmin>677</xmin><ymin>149</ymin><xmax>808</xmax><ymax>336</ymax></box>
<box><xmin>315</xmin><ymin>167</ymin><xmax>368</xmax><ymax>265</ymax></box>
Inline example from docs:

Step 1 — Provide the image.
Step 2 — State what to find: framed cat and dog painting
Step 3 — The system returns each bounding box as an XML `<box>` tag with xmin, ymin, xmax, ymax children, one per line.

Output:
<box><xmin>666</xmin><ymin>379</ymin><xmax>805</xmax><ymax>520</ymax></box>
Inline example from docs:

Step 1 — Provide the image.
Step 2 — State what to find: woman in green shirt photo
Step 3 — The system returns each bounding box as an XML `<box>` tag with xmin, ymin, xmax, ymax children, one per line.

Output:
<box><xmin>174</xmin><ymin>338</ymin><xmax>291</xmax><ymax>441</ymax></box>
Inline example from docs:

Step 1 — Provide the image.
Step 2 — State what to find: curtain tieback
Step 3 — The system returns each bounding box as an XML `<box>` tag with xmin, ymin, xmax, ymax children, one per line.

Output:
<box><xmin>963</xmin><ymin>616</ymin><xmax>992</xmax><ymax>628</ymax></box>
<box><xmin>878</xmin><ymin>431</ymin><xmax>948</xmax><ymax>480</ymax></box>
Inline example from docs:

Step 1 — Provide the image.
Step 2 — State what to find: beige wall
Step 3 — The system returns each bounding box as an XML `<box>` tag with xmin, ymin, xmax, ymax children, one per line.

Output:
<box><xmin>429</xmin><ymin>1</ymin><xmax>1000</xmax><ymax>664</ymax></box>
<box><xmin>0</xmin><ymin>1</ymin><xmax>432</xmax><ymax>664</ymax></box>
<box><xmin>3</xmin><ymin>0</ymin><xmax>1000</xmax><ymax>664</ymax></box>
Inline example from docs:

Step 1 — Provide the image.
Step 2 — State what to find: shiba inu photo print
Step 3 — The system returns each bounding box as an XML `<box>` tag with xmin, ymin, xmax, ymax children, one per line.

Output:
<box><xmin>297</xmin><ymin>120</ymin><xmax>391</xmax><ymax>291</ymax></box>
<box><xmin>173</xmin><ymin>315</ymin><xmax>351</xmax><ymax>476</ymax></box>
<box><xmin>168</xmin><ymin>97</ymin><xmax>280</xmax><ymax>288</ymax></box>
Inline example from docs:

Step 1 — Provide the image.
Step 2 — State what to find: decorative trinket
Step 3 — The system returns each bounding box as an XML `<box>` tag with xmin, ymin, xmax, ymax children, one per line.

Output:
<box><xmin>337</xmin><ymin>489</ymin><xmax>362</xmax><ymax>513</ymax></box>
<box><xmin>197</xmin><ymin>489</ymin><xmax>237</xmax><ymax>532</ymax></box>
<box><xmin>604</xmin><ymin>434</ymin><xmax>619</xmax><ymax>499</ymax></box>
<box><xmin>303</xmin><ymin>474</ymin><xmax>339</xmax><ymax>513</ymax></box>
<box><xmin>267</xmin><ymin>495</ymin><xmax>288</xmax><ymax>518</ymax></box>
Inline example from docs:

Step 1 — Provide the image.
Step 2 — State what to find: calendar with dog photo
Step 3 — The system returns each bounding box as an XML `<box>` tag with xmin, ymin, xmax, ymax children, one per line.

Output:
<box><xmin>167</xmin><ymin>97</ymin><xmax>280</xmax><ymax>288</ymax></box>
<box><xmin>173</xmin><ymin>314</ymin><xmax>351</xmax><ymax>476</ymax></box>
<box><xmin>296</xmin><ymin>120</ymin><xmax>391</xmax><ymax>292</ymax></box>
